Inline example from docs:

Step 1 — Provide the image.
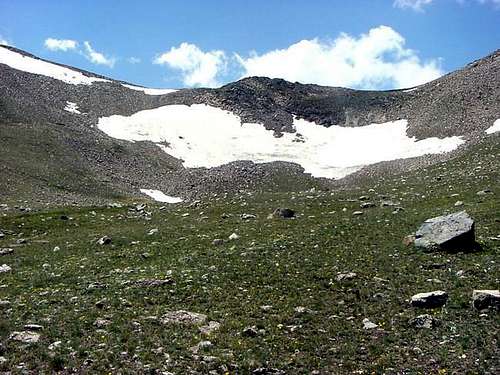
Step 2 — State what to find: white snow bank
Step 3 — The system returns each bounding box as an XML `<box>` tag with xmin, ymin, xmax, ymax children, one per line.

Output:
<box><xmin>64</xmin><ymin>101</ymin><xmax>81</xmax><ymax>114</ymax></box>
<box><xmin>140</xmin><ymin>189</ymin><xmax>183</xmax><ymax>203</ymax></box>
<box><xmin>121</xmin><ymin>84</ymin><xmax>177</xmax><ymax>95</ymax></box>
<box><xmin>485</xmin><ymin>119</ymin><xmax>500</xmax><ymax>134</ymax></box>
<box><xmin>0</xmin><ymin>46</ymin><xmax>108</xmax><ymax>85</ymax></box>
<box><xmin>98</xmin><ymin>104</ymin><xmax>465</xmax><ymax>179</ymax></box>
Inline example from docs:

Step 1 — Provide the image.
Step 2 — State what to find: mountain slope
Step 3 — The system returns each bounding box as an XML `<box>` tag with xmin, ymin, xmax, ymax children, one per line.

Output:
<box><xmin>0</xmin><ymin>45</ymin><xmax>498</xmax><ymax>206</ymax></box>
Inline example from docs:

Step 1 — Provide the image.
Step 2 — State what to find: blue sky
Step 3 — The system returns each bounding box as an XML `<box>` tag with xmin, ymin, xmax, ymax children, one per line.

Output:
<box><xmin>0</xmin><ymin>0</ymin><xmax>498</xmax><ymax>89</ymax></box>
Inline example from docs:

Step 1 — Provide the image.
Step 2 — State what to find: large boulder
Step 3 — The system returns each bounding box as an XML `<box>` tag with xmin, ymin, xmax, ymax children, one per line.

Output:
<box><xmin>411</xmin><ymin>291</ymin><xmax>448</xmax><ymax>308</ymax></box>
<box><xmin>414</xmin><ymin>211</ymin><xmax>476</xmax><ymax>252</ymax></box>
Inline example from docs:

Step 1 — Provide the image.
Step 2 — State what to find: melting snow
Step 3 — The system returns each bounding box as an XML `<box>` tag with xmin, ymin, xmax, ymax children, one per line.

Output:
<box><xmin>140</xmin><ymin>189</ymin><xmax>183</xmax><ymax>203</ymax></box>
<box><xmin>64</xmin><ymin>101</ymin><xmax>81</xmax><ymax>114</ymax></box>
<box><xmin>98</xmin><ymin>104</ymin><xmax>465</xmax><ymax>179</ymax></box>
<box><xmin>121</xmin><ymin>84</ymin><xmax>178</xmax><ymax>95</ymax></box>
<box><xmin>0</xmin><ymin>46</ymin><xmax>109</xmax><ymax>85</ymax></box>
<box><xmin>485</xmin><ymin>119</ymin><xmax>500</xmax><ymax>134</ymax></box>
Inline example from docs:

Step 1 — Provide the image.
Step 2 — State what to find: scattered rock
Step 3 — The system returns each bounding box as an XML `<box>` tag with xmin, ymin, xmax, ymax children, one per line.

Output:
<box><xmin>454</xmin><ymin>201</ymin><xmax>464</xmax><ymax>207</ymax></box>
<box><xmin>252</xmin><ymin>368</ymin><xmax>285</xmax><ymax>375</ymax></box>
<box><xmin>336</xmin><ymin>272</ymin><xmax>357</xmax><ymax>281</ymax></box>
<box><xmin>199</xmin><ymin>321</ymin><xmax>221</xmax><ymax>336</ymax></box>
<box><xmin>359</xmin><ymin>196</ymin><xmax>370</xmax><ymax>201</ymax></box>
<box><xmin>190</xmin><ymin>340</ymin><xmax>213</xmax><ymax>353</ymax></box>
<box><xmin>381</xmin><ymin>200</ymin><xmax>398</xmax><ymax>207</ymax></box>
<box><xmin>97</xmin><ymin>236</ymin><xmax>112</xmax><ymax>245</ymax></box>
<box><xmin>411</xmin><ymin>291</ymin><xmax>448</xmax><ymax>308</ymax></box>
<box><xmin>147</xmin><ymin>228</ymin><xmax>158</xmax><ymax>236</ymax></box>
<box><xmin>93</xmin><ymin>318</ymin><xmax>110</xmax><ymax>328</ymax></box>
<box><xmin>410</xmin><ymin>314</ymin><xmax>439</xmax><ymax>329</ymax></box>
<box><xmin>161</xmin><ymin>310</ymin><xmax>207</xmax><ymax>325</ymax></box>
<box><xmin>0</xmin><ymin>248</ymin><xmax>13</xmax><ymax>256</ymax></box>
<box><xmin>9</xmin><ymin>331</ymin><xmax>40</xmax><ymax>344</ymax></box>
<box><xmin>212</xmin><ymin>239</ymin><xmax>224</xmax><ymax>246</ymax></box>
<box><xmin>273</xmin><ymin>208</ymin><xmax>295</xmax><ymax>218</ymax></box>
<box><xmin>352</xmin><ymin>211</ymin><xmax>363</xmax><ymax>216</ymax></box>
<box><xmin>360</xmin><ymin>202</ymin><xmax>376</xmax><ymax>209</ymax></box>
<box><xmin>362</xmin><ymin>318</ymin><xmax>378</xmax><ymax>330</ymax></box>
<box><xmin>242</xmin><ymin>326</ymin><xmax>258</xmax><ymax>337</ymax></box>
<box><xmin>414</xmin><ymin>211</ymin><xmax>476</xmax><ymax>252</ymax></box>
<box><xmin>131</xmin><ymin>278</ymin><xmax>174</xmax><ymax>288</ymax></box>
<box><xmin>228</xmin><ymin>233</ymin><xmax>240</xmax><ymax>241</ymax></box>
<box><xmin>48</xmin><ymin>341</ymin><xmax>62</xmax><ymax>351</ymax></box>
<box><xmin>0</xmin><ymin>264</ymin><xmax>12</xmax><ymax>273</ymax></box>
<box><xmin>0</xmin><ymin>300</ymin><xmax>11</xmax><ymax>308</ymax></box>
<box><xmin>471</xmin><ymin>290</ymin><xmax>500</xmax><ymax>310</ymax></box>
<box><xmin>23</xmin><ymin>324</ymin><xmax>43</xmax><ymax>331</ymax></box>
<box><xmin>241</xmin><ymin>213</ymin><xmax>256</xmax><ymax>220</ymax></box>
<box><xmin>476</xmin><ymin>189</ymin><xmax>493</xmax><ymax>196</ymax></box>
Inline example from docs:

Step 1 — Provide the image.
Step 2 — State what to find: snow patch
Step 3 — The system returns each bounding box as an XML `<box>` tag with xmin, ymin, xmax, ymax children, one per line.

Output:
<box><xmin>485</xmin><ymin>119</ymin><xmax>500</xmax><ymax>134</ymax></box>
<box><xmin>98</xmin><ymin>104</ymin><xmax>465</xmax><ymax>179</ymax></box>
<box><xmin>64</xmin><ymin>101</ymin><xmax>81</xmax><ymax>114</ymax></box>
<box><xmin>0</xmin><ymin>45</ymin><xmax>108</xmax><ymax>85</ymax></box>
<box><xmin>121</xmin><ymin>84</ymin><xmax>177</xmax><ymax>95</ymax></box>
<box><xmin>140</xmin><ymin>189</ymin><xmax>183</xmax><ymax>203</ymax></box>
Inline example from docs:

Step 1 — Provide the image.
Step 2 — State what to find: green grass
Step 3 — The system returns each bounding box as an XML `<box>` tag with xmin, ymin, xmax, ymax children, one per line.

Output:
<box><xmin>0</xmin><ymin>139</ymin><xmax>499</xmax><ymax>374</ymax></box>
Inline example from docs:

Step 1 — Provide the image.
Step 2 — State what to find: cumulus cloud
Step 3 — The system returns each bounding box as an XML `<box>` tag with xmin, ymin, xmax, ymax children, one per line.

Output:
<box><xmin>154</xmin><ymin>42</ymin><xmax>226</xmax><ymax>87</ymax></box>
<box><xmin>82</xmin><ymin>41</ymin><xmax>116</xmax><ymax>68</ymax></box>
<box><xmin>44</xmin><ymin>38</ymin><xmax>78</xmax><ymax>51</ymax></box>
<box><xmin>236</xmin><ymin>26</ymin><xmax>443</xmax><ymax>90</ymax></box>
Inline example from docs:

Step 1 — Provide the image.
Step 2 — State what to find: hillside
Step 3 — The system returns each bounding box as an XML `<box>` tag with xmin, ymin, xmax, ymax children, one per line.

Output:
<box><xmin>0</xmin><ymin>45</ymin><xmax>499</xmax><ymax>206</ymax></box>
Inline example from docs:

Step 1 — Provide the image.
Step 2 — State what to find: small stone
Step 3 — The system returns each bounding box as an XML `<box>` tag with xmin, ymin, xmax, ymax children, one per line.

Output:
<box><xmin>454</xmin><ymin>201</ymin><xmax>464</xmax><ymax>207</ymax></box>
<box><xmin>93</xmin><ymin>318</ymin><xmax>110</xmax><ymax>328</ymax></box>
<box><xmin>352</xmin><ymin>211</ymin><xmax>363</xmax><ymax>216</ymax></box>
<box><xmin>147</xmin><ymin>228</ymin><xmax>158</xmax><ymax>236</ymax></box>
<box><xmin>336</xmin><ymin>272</ymin><xmax>357</xmax><ymax>281</ymax></box>
<box><xmin>273</xmin><ymin>208</ymin><xmax>295</xmax><ymax>218</ymax></box>
<box><xmin>212</xmin><ymin>239</ymin><xmax>224</xmax><ymax>246</ymax></box>
<box><xmin>53</xmin><ymin>246</ymin><xmax>60</xmax><ymax>252</ymax></box>
<box><xmin>411</xmin><ymin>290</ymin><xmax>448</xmax><ymax>308</ymax></box>
<box><xmin>242</xmin><ymin>326</ymin><xmax>258</xmax><ymax>337</ymax></box>
<box><xmin>0</xmin><ymin>356</ymin><xmax>6</xmax><ymax>365</ymax></box>
<box><xmin>0</xmin><ymin>300</ymin><xmax>11</xmax><ymax>308</ymax></box>
<box><xmin>471</xmin><ymin>290</ymin><xmax>500</xmax><ymax>310</ymax></box>
<box><xmin>9</xmin><ymin>331</ymin><xmax>40</xmax><ymax>344</ymax></box>
<box><xmin>23</xmin><ymin>324</ymin><xmax>43</xmax><ymax>331</ymax></box>
<box><xmin>362</xmin><ymin>318</ymin><xmax>378</xmax><ymax>330</ymax></box>
<box><xmin>228</xmin><ymin>233</ymin><xmax>240</xmax><ymax>241</ymax></box>
<box><xmin>48</xmin><ymin>341</ymin><xmax>62</xmax><ymax>351</ymax></box>
<box><xmin>360</xmin><ymin>202</ymin><xmax>376</xmax><ymax>209</ymax></box>
<box><xmin>260</xmin><ymin>305</ymin><xmax>273</xmax><ymax>312</ymax></box>
<box><xmin>0</xmin><ymin>264</ymin><xmax>11</xmax><ymax>273</ymax></box>
<box><xmin>410</xmin><ymin>314</ymin><xmax>439</xmax><ymax>329</ymax></box>
<box><xmin>199</xmin><ymin>321</ymin><xmax>221</xmax><ymax>336</ymax></box>
<box><xmin>97</xmin><ymin>236</ymin><xmax>112</xmax><ymax>245</ymax></box>
<box><xmin>241</xmin><ymin>214</ymin><xmax>256</xmax><ymax>220</ymax></box>
<box><xmin>161</xmin><ymin>310</ymin><xmax>207</xmax><ymax>325</ymax></box>
<box><xmin>0</xmin><ymin>248</ymin><xmax>13</xmax><ymax>256</ymax></box>
<box><xmin>476</xmin><ymin>189</ymin><xmax>493</xmax><ymax>196</ymax></box>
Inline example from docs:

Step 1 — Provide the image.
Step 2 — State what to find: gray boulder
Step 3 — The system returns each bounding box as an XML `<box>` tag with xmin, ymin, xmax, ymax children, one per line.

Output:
<box><xmin>472</xmin><ymin>290</ymin><xmax>500</xmax><ymax>310</ymax></box>
<box><xmin>411</xmin><ymin>291</ymin><xmax>448</xmax><ymax>308</ymax></box>
<box><xmin>414</xmin><ymin>211</ymin><xmax>475</xmax><ymax>252</ymax></box>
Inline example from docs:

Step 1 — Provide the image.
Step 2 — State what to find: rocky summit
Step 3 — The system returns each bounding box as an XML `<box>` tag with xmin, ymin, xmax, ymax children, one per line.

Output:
<box><xmin>0</xmin><ymin>43</ymin><xmax>498</xmax><ymax>375</ymax></box>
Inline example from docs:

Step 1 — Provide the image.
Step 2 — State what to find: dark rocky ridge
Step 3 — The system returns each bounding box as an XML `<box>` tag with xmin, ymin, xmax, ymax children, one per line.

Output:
<box><xmin>0</xmin><ymin>45</ymin><xmax>499</xmax><ymax>205</ymax></box>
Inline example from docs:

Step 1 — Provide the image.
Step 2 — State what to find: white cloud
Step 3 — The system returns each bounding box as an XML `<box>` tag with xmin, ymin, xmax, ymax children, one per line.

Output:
<box><xmin>395</xmin><ymin>0</ymin><xmax>500</xmax><ymax>11</ymax></box>
<box><xmin>44</xmin><ymin>38</ymin><xmax>78</xmax><ymax>51</ymax></box>
<box><xmin>127</xmin><ymin>56</ymin><xmax>141</xmax><ymax>64</ymax></box>
<box><xmin>393</xmin><ymin>0</ymin><xmax>434</xmax><ymax>11</ymax></box>
<box><xmin>82</xmin><ymin>41</ymin><xmax>116</xmax><ymax>68</ymax></box>
<box><xmin>154</xmin><ymin>42</ymin><xmax>226</xmax><ymax>87</ymax></box>
<box><xmin>236</xmin><ymin>26</ymin><xmax>443</xmax><ymax>90</ymax></box>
